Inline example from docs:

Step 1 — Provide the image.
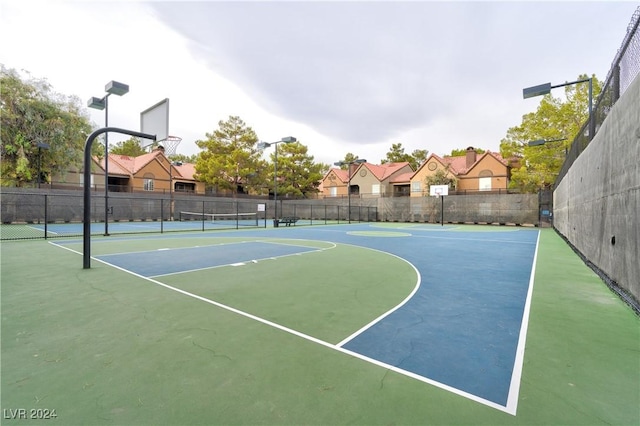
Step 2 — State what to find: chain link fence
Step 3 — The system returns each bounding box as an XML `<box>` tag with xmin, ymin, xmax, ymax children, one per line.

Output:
<box><xmin>0</xmin><ymin>190</ymin><xmax>379</xmax><ymax>240</ymax></box>
<box><xmin>556</xmin><ymin>6</ymin><xmax>640</xmax><ymax>186</ymax></box>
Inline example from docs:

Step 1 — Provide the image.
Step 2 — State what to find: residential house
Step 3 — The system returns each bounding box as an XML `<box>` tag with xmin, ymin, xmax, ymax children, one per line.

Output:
<box><xmin>323</xmin><ymin>162</ymin><xmax>413</xmax><ymax>197</ymax></box>
<box><xmin>321</xmin><ymin>167</ymin><xmax>350</xmax><ymax>198</ymax></box>
<box><xmin>98</xmin><ymin>147</ymin><xmax>204</xmax><ymax>194</ymax></box>
<box><xmin>321</xmin><ymin>162</ymin><xmax>414</xmax><ymax>197</ymax></box>
<box><xmin>410</xmin><ymin>147</ymin><xmax>511</xmax><ymax>197</ymax></box>
<box><xmin>50</xmin><ymin>156</ymin><xmax>105</xmax><ymax>190</ymax></box>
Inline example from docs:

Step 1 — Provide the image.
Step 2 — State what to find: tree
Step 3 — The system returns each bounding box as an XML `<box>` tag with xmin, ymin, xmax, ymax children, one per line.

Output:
<box><xmin>194</xmin><ymin>116</ymin><xmax>266</xmax><ymax>194</ymax></box>
<box><xmin>110</xmin><ymin>137</ymin><xmax>147</xmax><ymax>157</ymax></box>
<box><xmin>268</xmin><ymin>141</ymin><xmax>328</xmax><ymax>198</ymax></box>
<box><xmin>424</xmin><ymin>165</ymin><xmax>457</xmax><ymax>192</ymax></box>
<box><xmin>500</xmin><ymin>74</ymin><xmax>601</xmax><ymax>192</ymax></box>
<box><xmin>336</xmin><ymin>152</ymin><xmax>361</xmax><ymax>169</ymax></box>
<box><xmin>381</xmin><ymin>143</ymin><xmax>427</xmax><ymax>170</ymax></box>
<box><xmin>447</xmin><ymin>147</ymin><xmax>485</xmax><ymax>157</ymax></box>
<box><xmin>169</xmin><ymin>153</ymin><xmax>198</xmax><ymax>164</ymax></box>
<box><xmin>411</xmin><ymin>148</ymin><xmax>429</xmax><ymax>168</ymax></box>
<box><xmin>1</xmin><ymin>66</ymin><xmax>94</xmax><ymax>186</ymax></box>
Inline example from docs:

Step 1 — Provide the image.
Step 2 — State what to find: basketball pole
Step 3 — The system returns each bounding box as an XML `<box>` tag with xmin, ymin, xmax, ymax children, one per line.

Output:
<box><xmin>84</xmin><ymin>127</ymin><xmax>156</xmax><ymax>269</ymax></box>
<box><xmin>441</xmin><ymin>195</ymin><xmax>444</xmax><ymax>227</ymax></box>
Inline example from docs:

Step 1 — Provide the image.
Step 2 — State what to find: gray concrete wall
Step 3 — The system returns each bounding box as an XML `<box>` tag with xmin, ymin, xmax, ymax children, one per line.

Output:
<box><xmin>377</xmin><ymin>193</ymin><xmax>538</xmax><ymax>225</ymax></box>
<box><xmin>1</xmin><ymin>188</ymin><xmax>538</xmax><ymax>227</ymax></box>
<box><xmin>553</xmin><ymin>74</ymin><xmax>640</xmax><ymax>306</ymax></box>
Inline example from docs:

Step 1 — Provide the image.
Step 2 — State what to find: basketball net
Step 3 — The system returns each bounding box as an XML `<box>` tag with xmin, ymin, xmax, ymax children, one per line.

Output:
<box><xmin>157</xmin><ymin>136</ymin><xmax>182</xmax><ymax>156</ymax></box>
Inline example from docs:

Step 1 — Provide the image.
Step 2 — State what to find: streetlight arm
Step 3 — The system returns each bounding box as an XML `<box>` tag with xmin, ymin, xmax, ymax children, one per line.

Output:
<box><xmin>550</xmin><ymin>78</ymin><xmax>591</xmax><ymax>90</ymax></box>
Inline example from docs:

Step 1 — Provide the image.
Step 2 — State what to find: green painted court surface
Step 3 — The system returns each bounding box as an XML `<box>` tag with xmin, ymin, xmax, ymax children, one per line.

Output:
<box><xmin>1</xmin><ymin>226</ymin><xmax>638</xmax><ymax>425</ymax></box>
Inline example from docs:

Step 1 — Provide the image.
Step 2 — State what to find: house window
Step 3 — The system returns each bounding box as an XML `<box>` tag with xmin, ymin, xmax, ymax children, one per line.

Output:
<box><xmin>143</xmin><ymin>179</ymin><xmax>154</xmax><ymax>191</ymax></box>
<box><xmin>330</xmin><ymin>187</ymin><xmax>337</xmax><ymax>197</ymax></box>
<box><xmin>143</xmin><ymin>173</ymin><xmax>155</xmax><ymax>191</ymax></box>
<box><xmin>79</xmin><ymin>174</ymin><xmax>94</xmax><ymax>186</ymax></box>
<box><xmin>479</xmin><ymin>177</ymin><xmax>492</xmax><ymax>191</ymax></box>
<box><xmin>412</xmin><ymin>181</ymin><xmax>421</xmax><ymax>192</ymax></box>
<box><xmin>372</xmin><ymin>184</ymin><xmax>380</xmax><ymax>194</ymax></box>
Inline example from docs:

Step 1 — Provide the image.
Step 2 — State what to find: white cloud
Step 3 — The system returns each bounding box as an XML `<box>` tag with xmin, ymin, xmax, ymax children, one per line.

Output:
<box><xmin>1</xmin><ymin>0</ymin><xmax>637</xmax><ymax>166</ymax></box>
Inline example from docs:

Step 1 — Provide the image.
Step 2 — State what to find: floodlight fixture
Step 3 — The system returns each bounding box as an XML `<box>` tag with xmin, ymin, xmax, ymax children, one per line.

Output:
<box><xmin>334</xmin><ymin>158</ymin><xmax>366</xmax><ymax>167</ymax></box>
<box><xmin>87</xmin><ymin>97</ymin><xmax>106</xmax><ymax>110</ymax></box>
<box><xmin>522</xmin><ymin>77</ymin><xmax>593</xmax><ymax>141</ymax></box>
<box><xmin>105</xmin><ymin>80</ymin><xmax>129</xmax><ymax>96</ymax></box>
<box><xmin>523</xmin><ymin>83</ymin><xmax>552</xmax><ymax>99</ymax></box>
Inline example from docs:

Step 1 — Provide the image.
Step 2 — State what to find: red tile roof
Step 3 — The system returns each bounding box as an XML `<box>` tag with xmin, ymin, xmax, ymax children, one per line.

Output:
<box><xmin>390</xmin><ymin>171</ymin><xmax>415</xmax><ymax>184</ymax></box>
<box><xmin>425</xmin><ymin>151</ymin><xmax>508</xmax><ymax>176</ymax></box>
<box><xmin>173</xmin><ymin>162</ymin><xmax>196</xmax><ymax>180</ymax></box>
<box><xmin>96</xmin><ymin>150</ymin><xmax>197</xmax><ymax>182</ymax></box>
<box><xmin>362</xmin><ymin>162</ymin><xmax>411</xmax><ymax>180</ymax></box>
<box><xmin>323</xmin><ymin>168</ymin><xmax>349</xmax><ymax>183</ymax></box>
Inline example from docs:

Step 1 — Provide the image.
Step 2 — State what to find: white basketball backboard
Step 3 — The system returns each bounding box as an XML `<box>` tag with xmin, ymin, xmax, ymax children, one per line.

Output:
<box><xmin>140</xmin><ymin>98</ymin><xmax>169</xmax><ymax>142</ymax></box>
<box><xmin>430</xmin><ymin>185</ymin><xmax>449</xmax><ymax>197</ymax></box>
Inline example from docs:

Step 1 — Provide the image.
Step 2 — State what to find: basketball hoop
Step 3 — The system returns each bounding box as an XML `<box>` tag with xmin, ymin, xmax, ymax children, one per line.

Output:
<box><xmin>157</xmin><ymin>136</ymin><xmax>182</xmax><ymax>156</ymax></box>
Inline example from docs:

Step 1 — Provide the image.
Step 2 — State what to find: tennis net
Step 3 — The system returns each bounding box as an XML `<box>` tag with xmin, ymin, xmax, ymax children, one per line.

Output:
<box><xmin>179</xmin><ymin>211</ymin><xmax>259</xmax><ymax>227</ymax></box>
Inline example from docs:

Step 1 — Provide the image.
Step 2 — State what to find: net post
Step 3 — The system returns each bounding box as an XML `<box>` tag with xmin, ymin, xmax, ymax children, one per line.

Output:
<box><xmin>201</xmin><ymin>200</ymin><xmax>205</xmax><ymax>232</ymax></box>
<box><xmin>44</xmin><ymin>194</ymin><xmax>48</xmax><ymax>239</ymax></box>
<box><xmin>160</xmin><ymin>199</ymin><xmax>164</xmax><ymax>233</ymax></box>
<box><xmin>236</xmin><ymin>202</ymin><xmax>239</xmax><ymax>230</ymax></box>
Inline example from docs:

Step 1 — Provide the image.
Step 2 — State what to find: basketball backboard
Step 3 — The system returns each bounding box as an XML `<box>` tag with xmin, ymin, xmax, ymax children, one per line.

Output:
<box><xmin>140</xmin><ymin>98</ymin><xmax>169</xmax><ymax>142</ymax></box>
<box><xmin>430</xmin><ymin>185</ymin><xmax>449</xmax><ymax>197</ymax></box>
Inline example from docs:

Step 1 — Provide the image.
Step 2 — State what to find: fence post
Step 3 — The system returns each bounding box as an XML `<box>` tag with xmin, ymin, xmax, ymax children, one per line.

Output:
<box><xmin>612</xmin><ymin>64</ymin><xmax>621</xmax><ymax>103</ymax></box>
<box><xmin>44</xmin><ymin>194</ymin><xmax>48</xmax><ymax>239</ymax></box>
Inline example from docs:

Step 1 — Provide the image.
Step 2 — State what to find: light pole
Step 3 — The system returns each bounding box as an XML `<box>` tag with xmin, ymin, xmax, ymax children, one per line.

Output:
<box><xmin>169</xmin><ymin>160</ymin><xmax>182</xmax><ymax>221</ymax></box>
<box><xmin>333</xmin><ymin>158</ymin><xmax>366</xmax><ymax>223</ymax></box>
<box><xmin>523</xmin><ymin>78</ymin><xmax>594</xmax><ymax>141</ymax></box>
<box><xmin>36</xmin><ymin>142</ymin><xmax>50</xmax><ymax>188</ymax></box>
<box><xmin>88</xmin><ymin>80</ymin><xmax>129</xmax><ymax>236</ymax></box>
<box><xmin>257</xmin><ymin>136</ymin><xmax>296</xmax><ymax>226</ymax></box>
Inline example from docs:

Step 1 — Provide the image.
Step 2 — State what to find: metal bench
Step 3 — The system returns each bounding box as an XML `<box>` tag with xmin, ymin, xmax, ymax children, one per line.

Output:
<box><xmin>276</xmin><ymin>217</ymin><xmax>299</xmax><ymax>227</ymax></box>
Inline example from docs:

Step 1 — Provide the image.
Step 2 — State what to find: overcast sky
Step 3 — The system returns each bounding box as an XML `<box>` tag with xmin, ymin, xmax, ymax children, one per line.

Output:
<box><xmin>1</xmin><ymin>1</ymin><xmax>637</xmax><ymax>165</ymax></box>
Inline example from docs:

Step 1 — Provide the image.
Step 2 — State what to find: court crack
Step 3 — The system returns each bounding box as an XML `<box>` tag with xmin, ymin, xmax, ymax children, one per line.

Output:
<box><xmin>191</xmin><ymin>341</ymin><xmax>232</xmax><ymax>361</ymax></box>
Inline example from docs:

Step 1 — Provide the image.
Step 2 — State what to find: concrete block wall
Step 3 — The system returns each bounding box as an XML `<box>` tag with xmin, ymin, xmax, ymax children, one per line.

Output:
<box><xmin>377</xmin><ymin>193</ymin><xmax>538</xmax><ymax>225</ymax></box>
<box><xmin>554</xmin><ymin>74</ymin><xmax>640</xmax><ymax>307</ymax></box>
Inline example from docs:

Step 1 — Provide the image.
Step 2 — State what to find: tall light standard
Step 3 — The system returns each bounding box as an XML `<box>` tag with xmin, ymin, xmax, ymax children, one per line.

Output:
<box><xmin>333</xmin><ymin>158</ymin><xmax>366</xmax><ymax>223</ymax></box>
<box><xmin>88</xmin><ymin>80</ymin><xmax>129</xmax><ymax>236</ymax></box>
<box><xmin>523</xmin><ymin>78</ymin><xmax>594</xmax><ymax>141</ymax></box>
<box><xmin>257</xmin><ymin>136</ymin><xmax>296</xmax><ymax>226</ymax></box>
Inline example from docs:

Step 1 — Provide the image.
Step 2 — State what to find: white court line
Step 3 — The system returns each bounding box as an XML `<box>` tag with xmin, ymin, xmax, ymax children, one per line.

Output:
<box><xmin>26</xmin><ymin>225</ymin><xmax>58</xmax><ymax>235</ymax></box>
<box><xmin>48</xmin><ymin>238</ymin><xmax>532</xmax><ymax>415</ymax></box>
<box><xmin>504</xmin><ymin>230</ymin><xmax>541</xmax><ymax>415</ymax></box>
<box><xmin>148</xmin><ymin>243</ymin><xmax>334</xmax><ymax>278</ymax></box>
<box><xmin>336</xmin><ymin>247</ymin><xmax>421</xmax><ymax>347</ymax></box>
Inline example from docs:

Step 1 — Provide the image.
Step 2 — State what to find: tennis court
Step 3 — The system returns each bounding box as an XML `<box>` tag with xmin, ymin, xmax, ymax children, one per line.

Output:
<box><xmin>1</xmin><ymin>224</ymin><xmax>638</xmax><ymax>425</ymax></box>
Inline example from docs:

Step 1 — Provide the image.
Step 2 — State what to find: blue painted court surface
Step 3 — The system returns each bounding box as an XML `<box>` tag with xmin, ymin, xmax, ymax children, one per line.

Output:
<box><xmin>97</xmin><ymin>241</ymin><xmax>320</xmax><ymax>277</ymax></box>
<box><xmin>339</xmin><ymin>228</ymin><xmax>539</xmax><ymax>407</ymax></box>
<box><xmin>84</xmin><ymin>224</ymin><xmax>539</xmax><ymax>412</ymax></box>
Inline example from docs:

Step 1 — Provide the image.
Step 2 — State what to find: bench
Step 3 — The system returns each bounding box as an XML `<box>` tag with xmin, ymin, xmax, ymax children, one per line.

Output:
<box><xmin>276</xmin><ymin>217</ymin><xmax>299</xmax><ymax>227</ymax></box>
